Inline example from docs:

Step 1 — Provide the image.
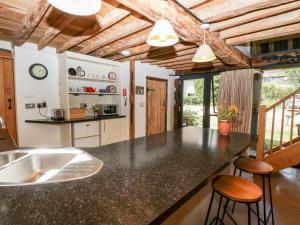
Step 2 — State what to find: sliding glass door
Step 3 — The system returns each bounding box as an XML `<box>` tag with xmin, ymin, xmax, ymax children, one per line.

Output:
<box><xmin>180</xmin><ymin>74</ymin><xmax>219</xmax><ymax>129</ymax></box>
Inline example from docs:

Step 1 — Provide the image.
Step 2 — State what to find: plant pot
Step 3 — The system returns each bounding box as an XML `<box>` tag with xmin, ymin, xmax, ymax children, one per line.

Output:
<box><xmin>218</xmin><ymin>120</ymin><xmax>231</xmax><ymax>136</ymax></box>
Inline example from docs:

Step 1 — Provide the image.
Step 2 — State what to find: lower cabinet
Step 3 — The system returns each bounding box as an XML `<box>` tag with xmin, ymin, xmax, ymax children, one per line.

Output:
<box><xmin>72</xmin><ymin>121</ymin><xmax>100</xmax><ymax>148</ymax></box>
<box><xmin>100</xmin><ymin>118</ymin><xmax>126</xmax><ymax>146</ymax></box>
<box><xmin>74</xmin><ymin>136</ymin><xmax>100</xmax><ymax>148</ymax></box>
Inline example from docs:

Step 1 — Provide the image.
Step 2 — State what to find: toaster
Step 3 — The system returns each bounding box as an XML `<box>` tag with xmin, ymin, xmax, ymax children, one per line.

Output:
<box><xmin>51</xmin><ymin>109</ymin><xmax>65</xmax><ymax>120</ymax></box>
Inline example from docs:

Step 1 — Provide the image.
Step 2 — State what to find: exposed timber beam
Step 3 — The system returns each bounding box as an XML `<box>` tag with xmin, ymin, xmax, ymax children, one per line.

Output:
<box><xmin>251</xmin><ymin>50</ymin><xmax>300</xmax><ymax>68</ymax></box>
<box><xmin>114</xmin><ymin>0</ymin><xmax>250</xmax><ymax>67</ymax></box>
<box><xmin>176</xmin><ymin>0</ymin><xmax>211</xmax><ymax>9</ymax></box>
<box><xmin>193</xmin><ymin>0</ymin><xmax>295</xmax><ymax>23</ymax></box>
<box><xmin>167</xmin><ymin>62</ymin><xmax>223</xmax><ymax>70</ymax></box>
<box><xmin>210</xmin><ymin>1</ymin><xmax>300</xmax><ymax>32</ymax></box>
<box><xmin>80</xmin><ymin>20</ymin><xmax>151</xmax><ymax>54</ymax></box>
<box><xmin>157</xmin><ymin>59</ymin><xmax>222</xmax><ymax>68</ymax></box>
<box><xmin>57</xmin><ymin>8</ymin><xmax>130</xmax><ymax>53</ymax></box>
<box><xmin>38</xmin><ymin>13</ymin><xmax>75</xmax><ymax>50</ymax></box>
<box><xmin>147</xmin><ymin>53</ymin><xmax>196</xmax><ymax>65</ymax></box>
<box><xmin>13</xmin><ymin>0</ymin><xmax>50</xmax><ymax>46</ymax></box>
<box><xmin>220</xmin><ymin>9</ymin><xmax>300</xmax><ymax>40</ymax></box>
<box><xmin>92</xmin><ymin>27</ymin><xmax>152</xmax><ymax>57</ymax></box>
<box><xmin>226</xmin><ymin>23</ymin><xmax>300</xmax><ymax>45</ymax></box>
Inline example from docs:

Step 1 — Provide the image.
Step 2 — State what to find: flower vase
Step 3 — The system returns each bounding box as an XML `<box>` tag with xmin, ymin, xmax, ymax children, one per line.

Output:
<box><xmin>218</xmin><ymin>120</ymin><xmax>231</xmax><ymax>136</ymax></box>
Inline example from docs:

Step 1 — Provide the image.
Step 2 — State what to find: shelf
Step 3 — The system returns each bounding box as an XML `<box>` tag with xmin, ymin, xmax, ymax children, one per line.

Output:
<box><xmin>68</xmin><ymin>76</ymin><xmax>119</xmax><ymax>82</ymax></box>
<box><xmin>69</xmin><ymin>92</ymin><xmax>120</xmax><ymax>96</ymax></box>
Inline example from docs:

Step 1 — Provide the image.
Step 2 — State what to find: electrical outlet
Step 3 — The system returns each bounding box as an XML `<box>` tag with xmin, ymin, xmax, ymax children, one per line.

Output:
<box><xmin>25</xmin><ymin>103</ymin><xmax>35</xmax><ymax>109</ymax></box>
<box><xmin>37</xmin><ymin>102</ymin><xmax>47</xmax><ymax>108</ymax></box>
<box><xmin>80</xmin><ymin>103</ymin><xmax>87</xmax><ymax>109</ymax></box>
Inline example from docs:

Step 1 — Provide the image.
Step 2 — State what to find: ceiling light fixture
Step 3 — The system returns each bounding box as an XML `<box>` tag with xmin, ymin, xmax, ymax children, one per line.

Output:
<box><xmin>47</xmin><ymin>0</ymin><xmax>101</xmax><ymax>16</ymax></box>
<box><xmin>147</xmin><ymin>1</ymin><xmax>179</xmax><ymax>47</ymax></box>
<box><xmin>192</xmin><ymin>24</ymin><xmax>216</xmax><ymax>63</ymax></box>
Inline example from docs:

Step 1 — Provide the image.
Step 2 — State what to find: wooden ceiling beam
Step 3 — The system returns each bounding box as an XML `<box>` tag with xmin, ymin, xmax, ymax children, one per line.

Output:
<box><xmin>176</xmin><ymin>0</ymin><xmax>211</xmax><ymax>9</ymax></box>
<box><xmin>13</xmin><ymin>0</ymin><xmax>50</xmax><ymax>46</ymax></box>
<box><xmin>57</xmin><ymin>8</ymin><xmax>130</xmax><ymax>53</ymax></box>
<box><xmin>220</xmin><ymin>8</ymin><xmax>300</xmax><ymax>40</ymax></box>
<box><xmin>157</xmin><ymin>58</ymin><xmax>221</xmax><ymax>68</ymax></box>
<box><xmin>226</xmin><ymin>23</ymin><xmax>300</xmax><ymax>45</ymax></box>
<box><xmin>91</xmin><ymin>27</ymin><xmax>152</xmax><ymax>57</ymax></box>
<box><xmin>193</xmin><ymin>0</ymin><xmax>295</xmax><ymax>23</ymax></box>
<box><xmin>210</xmin><ymin>1</ymin><xmax>300</xmax><ymax>32</ymax></box>
<box><xmin>114</xmin><ymin>0</ymin><xmax>250</xmax><ymax>67</ymax></box>
<box><xmin>167</xmin><ymin>61</ymin><xmax>223</xmax><ymax>70</ymax></box>
<box><xmin>80</xmin><ymin>20</ymin><xmax>151</xmax><ymax>54</ymax></box>
<box><xmin>119</xmin><ymin>44</ymin><xmax>196</xmax><ymax>62</ymax></box>
<box><xmin>38</xmin><ymin>13</ymin><xmax>75</xmax><ymax>50</ymax></box>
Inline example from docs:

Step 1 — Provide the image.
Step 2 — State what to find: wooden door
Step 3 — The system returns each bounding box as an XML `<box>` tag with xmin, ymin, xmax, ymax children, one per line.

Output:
<box><xmin>146</xmin><ymin>77</ymin><xmax>168</xmax><ymax>135</ymax></box>
<box><xmin>0</xmin><ymin>50</ymin><xmax>17</xmax><ymax>143</ymax></box>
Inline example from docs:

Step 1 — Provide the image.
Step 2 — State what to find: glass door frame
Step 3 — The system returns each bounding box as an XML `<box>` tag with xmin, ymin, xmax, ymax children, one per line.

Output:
<box><xmin>179</xmin><ymin>72</ymin><xmax>219</xmax><ymax>129</ymax></box>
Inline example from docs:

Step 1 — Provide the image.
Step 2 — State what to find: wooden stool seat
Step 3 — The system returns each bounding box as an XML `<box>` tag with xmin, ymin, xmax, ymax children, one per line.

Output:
<box><xmin>213</xmin><ymin>175</ymin><xmax>262</xmax><ymax>203</ymax></box>
<box><xmin>234</xmin><ymin>157</ymin><xmax>273</xmax><ymax>175</ymax></box>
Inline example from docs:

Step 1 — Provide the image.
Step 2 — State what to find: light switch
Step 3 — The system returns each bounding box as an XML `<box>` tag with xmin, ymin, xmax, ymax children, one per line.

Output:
<box><xmin>139</xmin><ymin>102</ymin><xmax>144</xmax><ymax>107</ymax></box>
<box><xmin>25</xmin><ymin>103</ymin><xmax>35</xmax><ymax>109</ymax></box>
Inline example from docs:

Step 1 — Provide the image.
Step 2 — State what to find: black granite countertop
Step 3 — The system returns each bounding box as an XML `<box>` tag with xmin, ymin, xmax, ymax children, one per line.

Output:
<box><xmin>25</xmin><ymin>115</ymin><xmax>126</xmax><ymax>124</ymax></box>
<box><xmin>0</xmin><ymin>127</ymin><xmax>251</xmax><ymax>225</ymax></box>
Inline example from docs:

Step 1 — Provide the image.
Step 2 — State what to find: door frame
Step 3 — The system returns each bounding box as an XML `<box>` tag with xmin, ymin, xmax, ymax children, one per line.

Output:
<box><xmin>146</xmin><ymin>76</ymin><xmax>168</xmax><ymax>135</ymax></box>
<box><xmin>178</xmin><ymin>72</ymin><xmax>219</xmax><ymax>128</ymax></box>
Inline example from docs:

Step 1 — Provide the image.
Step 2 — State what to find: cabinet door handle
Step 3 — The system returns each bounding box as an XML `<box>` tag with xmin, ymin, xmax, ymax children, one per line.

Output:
<box><xmin>86</xmin><ymin>124</ymin><xmax>91</xmax><ymax>127</ymax></box>
<box><xmin>8</xmin><ymin>99</ymin><xmax>12</xmax><ymax>110</ymax></box>
<box><xmin>104</xmin><ymin>121</ymin><xmax>106</xmax><ymax>132</ymax></box>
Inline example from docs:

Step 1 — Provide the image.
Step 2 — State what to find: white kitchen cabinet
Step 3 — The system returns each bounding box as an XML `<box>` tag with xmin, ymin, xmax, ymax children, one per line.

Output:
<box><xmin>74</xmin><ymin>136</ymin><xmax>100</xmax><ymax>148</ymax></box>
<box><xmin>100</xmin><ymin>118</ymin><xmax>126</xmax><ymax>145</ymax></box>
<box><xmin>72</xmin><ymin>121</ymin><xmax>100</xmax><ymax>147</ymax></box>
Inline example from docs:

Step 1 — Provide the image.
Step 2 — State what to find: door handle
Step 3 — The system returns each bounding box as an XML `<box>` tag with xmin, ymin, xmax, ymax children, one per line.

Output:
<box><xmin>8</xmin><ymin>99</ymin><xmax>12</xmax><ymax>110</ymax></box>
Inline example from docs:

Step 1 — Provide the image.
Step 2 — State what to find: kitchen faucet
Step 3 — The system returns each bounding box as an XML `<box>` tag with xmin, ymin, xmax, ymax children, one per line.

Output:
<box><xmin>0</xmin><ymin>117</ymin><xmax>5</xmax><ymax>128</ymax></box>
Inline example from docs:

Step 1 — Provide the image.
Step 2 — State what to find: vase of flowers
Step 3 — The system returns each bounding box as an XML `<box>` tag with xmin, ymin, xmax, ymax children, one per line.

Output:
<box><xmin>217</xmin><ymin>104</ymin><xmax>239</xmax><ymax>136</ymax></box>
<box><xmin>88</xmin><ymin>104</ymin><xmax>100</xmax><ymax>117</ymax></box>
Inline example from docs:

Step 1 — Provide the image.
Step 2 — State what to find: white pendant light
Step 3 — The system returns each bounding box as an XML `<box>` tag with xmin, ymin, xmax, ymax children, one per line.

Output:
<box><xmin>147</xmin><ymin>1</ymin><xmax>179</xmax><ymax>47</ymax></box>
<box><xmin>192</xmin><ymin>24</ymin><xmax>216</xmax><ymax>63</ymax></box>
<box><xmin>47</xmin><ymin>0</ymin><xmax>101</xmax><ymax>16</ymax></box>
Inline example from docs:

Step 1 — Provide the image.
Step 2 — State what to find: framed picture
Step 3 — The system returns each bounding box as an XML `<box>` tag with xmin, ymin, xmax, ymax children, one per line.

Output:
<box><xmin>135</xmin><ymin>86</ymin><xmax>144</xmax><ymax>95</ymax></box>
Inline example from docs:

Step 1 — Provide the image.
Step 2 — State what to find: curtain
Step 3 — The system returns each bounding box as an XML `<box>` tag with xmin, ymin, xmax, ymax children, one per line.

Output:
<box><xmin>219</xmin><ymin>69</ymin><xmax>260</xmax><ymax>134</ymax></box>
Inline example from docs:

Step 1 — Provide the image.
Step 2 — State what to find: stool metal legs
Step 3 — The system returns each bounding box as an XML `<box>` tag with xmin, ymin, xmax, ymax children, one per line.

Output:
<box><xmin>262</xmin><ymin>175</ymin><xmax>266</xmax><ymax>224</ymax></box>
<box><xmin>267</xmin><ymin>174</ymin><xmax>275</xmax><ymax>225</ymax></box>
<box><xmin>204</xmin><ymin>191</ymin><xmax>260</xmax><ymax>225</ymax></box>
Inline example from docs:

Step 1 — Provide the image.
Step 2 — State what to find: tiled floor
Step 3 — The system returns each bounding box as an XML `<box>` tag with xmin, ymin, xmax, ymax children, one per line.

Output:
<box><xmin>215</xmin><ymin>167</ymin><xmax>300</xmax><ymax>225</ymax></box>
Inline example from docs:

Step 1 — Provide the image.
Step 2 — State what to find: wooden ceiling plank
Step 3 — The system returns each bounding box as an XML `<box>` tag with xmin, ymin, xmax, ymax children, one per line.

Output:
<box><xmin>92</xmin><ymin>27</ymin><xmax>152</xmax><ymax>57</ymax></box>
<box><xmin>193</xmin><ymin>0</ymin><xmax>295</xmax><ymax>23</ymax></box>
<box><xmin>226</xmin><ymin>23</ymin><xmax>300</xmax><ymax>45</ymax></box>
<box><xmin>210</xmin><ymin>1</ymin><xmax>300</xmax><ymax>32</ymax></box>
<box><xmin>38</xmin><ymin>13</ymin><xmax>75</xmax><ymax>50</ymax></box>
<box><xmin>57</xmin><ymin>8</ymin><xmax>130</xmax><ymax>53</ymax></box>
<box><xmin>114</xmin><ymin>0</ymin><xmax>250</xmax><ymax>67</ymax></box>
<box><xmin>157</xmin><ymin>58</ymin><xmax>221</xmax><ymax>67</ymax></box>
<box><xmin>120</xmin><ymin>46</ymin><xmax>197</xmax><ymax>62</ymax></box>
<box><xmin>176</xmin><ymin>0</ymin><xmax>211</xmax><ymax>9</ymax></box>
<box><xmin>167</xmin><ymin>61</ymin><xmax>223</xmax><ymax>70</ymax></box>
<box><xmin>148</xmin><ymin>53</ymin><xmax>196</xmax><ymax>65</ymax></box>
<box><xmin>13</xmin><ymin>0</ymin><xmax>50</xmax><ymax>46</ymax></box>
<box><xmin>80</xmin><ymin>20</ymin><xmax>151</xmax><ymax>54</ymax></box>
<box><xmin>220</xmin><ymin>8</ymin><xmax>300</xmax><ymax>40</ymax></box>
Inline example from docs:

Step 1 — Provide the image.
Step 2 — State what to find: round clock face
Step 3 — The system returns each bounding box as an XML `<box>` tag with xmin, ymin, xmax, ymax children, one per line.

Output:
<box><xmin>29</xmin><ymin>63</ymin><xmax>48</xmax><ymax>80</ymax></box>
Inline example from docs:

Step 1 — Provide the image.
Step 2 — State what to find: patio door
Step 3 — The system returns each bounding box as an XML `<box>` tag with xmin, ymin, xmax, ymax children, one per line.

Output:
<box><xmin>180</xmin><ymin>74</ymin><xmax>219</xmax><ymax>129</ymax></box>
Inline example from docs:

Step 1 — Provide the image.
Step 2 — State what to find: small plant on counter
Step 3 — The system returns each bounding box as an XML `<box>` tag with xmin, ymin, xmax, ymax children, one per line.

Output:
<box><xmin>217</xmin><ymin>104</ymin><xmax>239</xmax><ymax>135</ymax></box>
<box><xmin>88</xmin><ymin>104</ymin><xmax>100</xmax><ymax>117</ymax></box>
<box><xmin>183</xmin><ymin>107</ymin><xmax>200</xmax><ymax>126</ymax></box>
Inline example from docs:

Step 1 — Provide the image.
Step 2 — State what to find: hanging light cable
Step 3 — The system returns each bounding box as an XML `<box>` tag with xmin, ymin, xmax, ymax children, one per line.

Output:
<box><xmin>192</xmin><ymin>23</ymin><xmax>216</xmax><ymax>63</ymax></box>
<box><xmin>47</xmin><ymin>0</ymin><xmax>101</xmax><ymax>16</ymax></box>
<box><xmin>147</xmin><ymin>0</ymin><xmax>179</xmax><ymax>47</ymax></box>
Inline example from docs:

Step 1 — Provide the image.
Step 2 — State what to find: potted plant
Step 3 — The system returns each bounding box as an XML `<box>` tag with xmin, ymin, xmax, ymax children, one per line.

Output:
<box><xmin>217</xmin><ymin>104</ymin><xmax>239</xmax><ymax>135</ymax></box>
<box><xmin>88</xmin><ymin>104</ymin><xmax>100</xmax><ymax>117</ymax></box>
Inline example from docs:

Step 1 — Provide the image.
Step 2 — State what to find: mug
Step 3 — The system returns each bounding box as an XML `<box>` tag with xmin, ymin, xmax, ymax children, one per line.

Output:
<box><xmin>76</xmin><ymin>66</ymin><xmax>86</xmax><ymax>77</ymax></box>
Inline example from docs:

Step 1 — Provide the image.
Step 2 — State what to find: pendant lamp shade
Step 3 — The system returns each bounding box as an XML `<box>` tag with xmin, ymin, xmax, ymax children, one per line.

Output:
<box><xmin>147</xmin><ymin>19</ymin><xmax>179</xmax><ymax>47</ymax></box>
<box><xmin>192</xmin><ymin>43</ymin><xmax>216</xmax><ymax>62</ymax></box>
<box><xmin>47</xmin><ymin>0</ymin><xmax>101</xmax><ymax>16</ymax></box>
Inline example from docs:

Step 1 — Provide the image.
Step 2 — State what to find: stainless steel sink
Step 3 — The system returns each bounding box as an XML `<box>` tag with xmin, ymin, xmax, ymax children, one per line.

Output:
<box><xmin>0</xmin><ymin>148</ymin><xmax>103</xmax><ymax>186</ymax></box>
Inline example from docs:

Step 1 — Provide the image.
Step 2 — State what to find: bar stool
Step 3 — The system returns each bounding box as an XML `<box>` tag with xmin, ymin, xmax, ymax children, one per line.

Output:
<box><xmin>205</xmin><ymin>175</ymin><xmax>262</xmax><ymax>225</ymax></box>
<box><xmin>233</xmin><ymin>157</ymin><xmax>274</xmax><ymax>225</ymax></box>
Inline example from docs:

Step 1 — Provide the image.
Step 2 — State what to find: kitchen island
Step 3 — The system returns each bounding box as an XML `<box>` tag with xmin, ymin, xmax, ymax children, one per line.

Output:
<box><xmin>0</xmin><ymin>127</ymin><xmax>252</xmax><ymax>225</ymax></box>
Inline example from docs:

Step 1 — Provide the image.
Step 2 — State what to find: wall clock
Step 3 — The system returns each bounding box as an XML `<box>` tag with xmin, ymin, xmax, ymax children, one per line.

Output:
<box><xmin>29</xmin><ymin>63</ymin><xmax>48</xmax><ymax>80</ymax></box>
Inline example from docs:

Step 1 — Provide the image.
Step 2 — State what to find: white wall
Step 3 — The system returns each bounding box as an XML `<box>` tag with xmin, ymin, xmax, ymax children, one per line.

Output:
<box><xmin>14</xmin><ymin>43</ymin><xmax>61</xmax><ymax>147</ymax></box>
<box><xmin>134</xmin><ymin>61</ymin><xmax>175</xmax><ymax>138</ymax></box>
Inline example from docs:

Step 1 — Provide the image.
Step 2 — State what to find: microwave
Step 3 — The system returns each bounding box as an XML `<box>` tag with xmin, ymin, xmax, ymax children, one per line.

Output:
<box><xmin>99</xmin><ymin>104</ymin><xmax>118</xmax><ymax>116</ymax></box>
